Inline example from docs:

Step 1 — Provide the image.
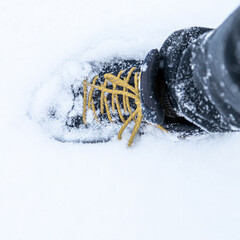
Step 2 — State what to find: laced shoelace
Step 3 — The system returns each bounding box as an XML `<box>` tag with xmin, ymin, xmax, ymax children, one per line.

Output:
<box><xmin>82</xmin><ymin>67</ymin><xmax>167</xmax><ymax>146</ymax></box>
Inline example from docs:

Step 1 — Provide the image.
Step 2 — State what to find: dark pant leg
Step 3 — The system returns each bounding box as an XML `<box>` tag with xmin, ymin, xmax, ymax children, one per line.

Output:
<box><xmin>160</xmin><ymin>6</ymin><xmax>240</xmax><ymax>132</ymax></box>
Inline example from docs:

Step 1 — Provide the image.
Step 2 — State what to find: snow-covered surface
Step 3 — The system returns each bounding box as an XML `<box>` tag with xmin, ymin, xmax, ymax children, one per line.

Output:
<box><xmin>1</xmin><ymin>0</ymin><xmax>240</xmax><ymax>239</ymax></box>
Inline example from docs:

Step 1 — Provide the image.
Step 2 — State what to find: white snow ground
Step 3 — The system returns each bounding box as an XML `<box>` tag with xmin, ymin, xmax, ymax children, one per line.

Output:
<box><xmin>1</xmin><ymin>0</ymin><xmax>240</xmax><ymax>239</ymax></box>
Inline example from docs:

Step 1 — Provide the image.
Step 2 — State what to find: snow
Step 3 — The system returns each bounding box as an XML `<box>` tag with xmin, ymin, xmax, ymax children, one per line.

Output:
<box><xmin>1</xmin><ymin>0</ymin><xmax>240</xmax><ymax>239</ymax></box>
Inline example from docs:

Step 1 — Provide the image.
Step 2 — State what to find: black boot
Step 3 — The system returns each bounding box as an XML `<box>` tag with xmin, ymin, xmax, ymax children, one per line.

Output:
<box><xmin>159</xmin><ymin>6</ymin><xmax>240</xmax><ymax>133</ymax></box>
<box><xmin>33</xmin><ymin>7</ymin><xmax>240</xmax><ymax>146</ymax></box>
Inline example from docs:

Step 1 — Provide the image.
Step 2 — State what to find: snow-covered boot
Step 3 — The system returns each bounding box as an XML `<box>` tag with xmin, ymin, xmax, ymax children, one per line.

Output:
<box><xmin>31</xmin><ymin>6</ymin><xmax>240</xmax><ymax>146</ymax></box>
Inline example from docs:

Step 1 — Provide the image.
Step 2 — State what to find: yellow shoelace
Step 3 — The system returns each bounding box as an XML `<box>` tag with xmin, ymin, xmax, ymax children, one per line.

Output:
<box><xmin>82</xmin><ymin>67</ymin><xmax>166</xmax><ymax>146</ymax></box>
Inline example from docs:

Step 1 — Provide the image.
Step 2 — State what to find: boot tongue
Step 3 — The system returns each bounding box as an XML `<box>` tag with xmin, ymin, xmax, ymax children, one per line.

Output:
<box><xmin>140</xmin><ymin>49</ymin><xmax>165</xmax><ymax>125</ymax></box>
